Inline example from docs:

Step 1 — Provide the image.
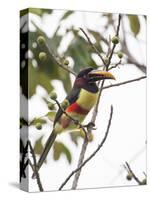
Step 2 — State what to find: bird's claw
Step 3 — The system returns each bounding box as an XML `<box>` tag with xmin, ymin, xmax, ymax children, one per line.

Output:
<box><xmin>84</xmin><ymin>122</ymin><xmax>96</xmax><ymax>130</ymax></box>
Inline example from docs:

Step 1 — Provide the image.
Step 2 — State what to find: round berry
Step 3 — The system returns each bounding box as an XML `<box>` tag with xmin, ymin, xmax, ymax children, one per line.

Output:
<box><xmin>49</xmin><ymin>91</ymin><xmax>57</xmax><ymax>100</ymax></box>
<box><xmin>111</xmin><ymin>36</ymin><xmax>119</xmax><ymax>44</ymax></box>
<box><xmin>141</xmin><ymin>179</ymin><xmax>146</xmax><ymax>185</ymax></box>
<box><xmin>104</xmin><ymin>57</ymin><xmax>109</xmax><ymax>64</ymax></box>
<box><xmin>126</xmin><ymin>173</ymin><xmax>132</xmax><ymax>181</ymax></box>
<box><xmin>39</xmin><ymin>52</ymin><xmax>47</xmax><ymax>62</ymax></box>
<box><xmin>37</xmin><ymin>36</ymin><xmax>46</xmax><ymax>46</ymax></box>
<box><xmin>48</xmin><ymin>102</ymin><xmax>55</xmax><ymax>110</ymax></box>
<box><xmin>61</xmin><ymin>99</ymin><xmax>69</xmax><ymax>110</ymax></box>
<box><xmin>35</xmin><ymin>122</ymin><xmax>42</xmax><ymax>130</ymax></box>
<box><xmin>63</xmin><ymin>59</ymin><xmax>69</xmax><ymax>65</ymax></box>
<box><xmin>117</xmin><ymin>51</ymin><xmax>123</xmax><ymax>59</ymax></box>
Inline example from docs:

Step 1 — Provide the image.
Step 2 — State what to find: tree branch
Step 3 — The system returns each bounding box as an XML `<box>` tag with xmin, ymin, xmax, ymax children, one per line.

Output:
<box><xmin>28</xmin><ymin>141</ymin><xmax>44</xmax><ymax>192</ymax></box>
<box><xmin>45</xmin><ymin>42</ymin><xmax>77</xmax><ymax>76</ymax></box>
<box><xmin>59</xmin><ymin>105</ymin><xmax>113</xmax><ymax>190</ymax></box>
<box><xmin>125</xmin><ymin>162</ymin><xmax>143</xmax><ymax>185</ymax></box>
<box><xmin>108</xmin><ymin>60</ymin><xmax>122</xmax><ymax>71</ymax></box>
<box><xmin>103</xmin><ymin>76</ymin><xmax>146</xmax><ymax>90</ymax></box>
<box><xmin>106</xmin><ymin>14</ymin><xmax>122</xmax><ymax>69</ymax></box>
<box><xmin>80</xmin><ymin>28</ymin><xmax>106</xmax><ymax>66</ymax></box>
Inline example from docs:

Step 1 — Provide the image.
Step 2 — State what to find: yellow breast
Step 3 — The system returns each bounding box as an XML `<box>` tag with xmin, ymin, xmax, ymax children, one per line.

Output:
<box><xmin>76</xmin><ymin>89</ymin><xmax>98</xmax><ymax>110</ymax></box>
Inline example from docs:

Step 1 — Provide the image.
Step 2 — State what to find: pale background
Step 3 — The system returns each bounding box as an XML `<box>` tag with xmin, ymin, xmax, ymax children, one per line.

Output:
<box><xmin>0</xmin><ymin>0</ymin><xmax>150</xmax><ymax>199</ymax></box>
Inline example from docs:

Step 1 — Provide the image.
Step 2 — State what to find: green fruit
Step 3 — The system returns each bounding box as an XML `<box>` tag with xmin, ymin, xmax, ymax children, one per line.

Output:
<box><xmin>141</xmin><ymin>179</ymin><xmax>146</xmax><ymax>185</ymax></box>
<box><xmin>104</xmin><ymin>57</ymin><xmax>109</xmax><ymax>64</ymax></box>
<box><xmin>49</xmin><ymin>91</ymin><xmax>57</xmax><ymax>100</ymax></box>
<box><xmin>48</xmin><ymin>102</ymin><xmax>55</xmax><ymax>110</ymax></box>
<box><xmin>37</xmin><ymin>36</ymin><xmax>46</xmax><ymax>46</ymax></box>
<box><xmin>39</xmin><ymin>52</ymin><xmax>47</xmax><ymax>61</ymax></box>
<box><xmin>126</xmin><ymin>173</ymin><xmax>132</xmax><ymax>181</ymax></box>
<box><xmin>117</xmin><ymin>51</ymin><xmax>123</xmax><ymax>59</ymax></box>
<box><xmin>36</xmin><ymin>122</ymin><xmax>42</xmax><ymax>130</ymax></box>
<box><xmin>61</xmin><ymin>99</ymin><xmax>69</xmax><ymax>109</ymax></box>
<box><xmin>111</xmin><ymin>36</ymin><xmax>119</xmax><ymax>44</ymax></box>
<box><xmin>63</xmin><ymin>59</ymin><xmax>69</xmax><ymax>65</ymax></box>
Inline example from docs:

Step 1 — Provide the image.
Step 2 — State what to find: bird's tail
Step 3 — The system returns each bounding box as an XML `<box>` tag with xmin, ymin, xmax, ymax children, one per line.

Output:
<box><xmin>32</xmin><ymin>130</ymin><xmax>57</xmax><ymax>178</ymax></box>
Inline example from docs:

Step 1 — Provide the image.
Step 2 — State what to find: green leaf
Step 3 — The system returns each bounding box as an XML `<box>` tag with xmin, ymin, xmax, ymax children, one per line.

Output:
<box><xmin>46</xmin><ymin>111</ymin><xmax>56</xmax><ymax>122</ymax></box>
<box><xmin>20</xmin><ymin>8</ymin><xmax>53</xmax><ymax>17</ymax></box>
<box><xmin>30</xmin><ymin>117</ymin><xmax>47</xmax><ymax>126</ymax></box>
<box><xmin>28</xmin><ymin>61</ymin><xmax>54</xmax><ymax>98</ymax></box>
<box><xmin>65</xmin><ymin>35</ymin><xmax>98</xmax><ymax>73</ymax></box>
<box><xmin>34</xmin><ymin>136</ymin><xmax>44</xmax><ymax>155</ymax></box>
<box><xmin>60</xmin><ymin>11</ymin><xmax>74</xmax><ymax>21</ymax></box>
<box><xmin>69</xmin><ymin>129</ymin><xmax>94</xmax><ymax>145</ymax></box>
<box><xmin>128</xmin><ymin>15</ymin><xmax>140</xmax><ymax>36</ymax></box>
<box><xmin>69</xmin><ymin>130</ymin><xmax>83</xmax><ymax>145</ymax></box>
<box><xmin>53</xmin><ymin>141</ymin><xmax>72</xmax><ymax>164</ymax></box>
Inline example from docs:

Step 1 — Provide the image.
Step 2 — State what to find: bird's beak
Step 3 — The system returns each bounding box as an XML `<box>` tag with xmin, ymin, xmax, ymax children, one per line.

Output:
<box><xmin>88</xmin><ymin>70</ymin><xmax>116</xmax><ymax>82</ymax></box>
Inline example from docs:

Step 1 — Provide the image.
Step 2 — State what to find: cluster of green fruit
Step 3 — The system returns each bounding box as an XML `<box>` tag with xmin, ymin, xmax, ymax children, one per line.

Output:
<box><xmin>37</xmin><ymin>36</ymin><xmax>69</xmax><ymax>66</ymax></box>
<box><xmin>35</xmin><ymin>91</ymin><xmax>69</xmax><ymax>130</ymax></box>
<box><xmin>104</xmin><ymin>35</ymin><xmax>123</xmax><ymax>65</ymax></box>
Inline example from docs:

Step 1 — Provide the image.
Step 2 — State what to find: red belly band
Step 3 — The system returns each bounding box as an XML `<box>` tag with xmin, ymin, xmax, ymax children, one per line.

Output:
<box><xmin>66</xmin><ymin>102</ymin><xmax>89</xmax><ymax>115</ymax></box>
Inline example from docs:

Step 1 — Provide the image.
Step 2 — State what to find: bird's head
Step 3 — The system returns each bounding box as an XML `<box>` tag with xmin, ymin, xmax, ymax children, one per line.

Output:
<box><xmin>74</xmin><ymin>67</ymin><xmax>115</xmax><ymax>93</ymax></box>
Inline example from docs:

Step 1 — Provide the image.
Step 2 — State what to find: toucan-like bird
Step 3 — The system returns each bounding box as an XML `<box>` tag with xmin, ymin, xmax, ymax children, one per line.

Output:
<box><xmin>35</xmin><ymin>67</ymin><xmax>115</xmax><ymax>174</ymax></box>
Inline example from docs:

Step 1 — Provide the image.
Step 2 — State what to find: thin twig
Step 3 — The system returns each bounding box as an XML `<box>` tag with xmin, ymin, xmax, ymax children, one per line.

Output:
<box><xmin>103</xmin><ymin>76</ymin><xmax>146</xmax><ymax>90</ymax></box>
<box><xmin>45</xmin><ymin>43</ymin><xmax>77</xmax><ymax>76</ymax></box>
<box><xmin>125</xmin><ymin>162</ymin><xmax>142</xmax><ymax>185</ymax></box>
<box><xmin>59</xmin><ymin>105</ymin><xmax>113</xmax><ymax>190</ymax></box>
<box><xmin>106</xmin><ymin>14</ymin><xmax>122</xmax><ymax>69</ymax></box>
<box><xmin>28</xmin><ymin>141</ymin><xmax>44</xmax><ymax>192</ymax></box>
<box><xmin>106</xmin><ymin>35</ymin><xmax>112</xmax><ymax>57</ymax></box>
<box><xmin>108</xmin><ymin>60</ymin><xmax>122</xmax><ymax>71</ymax></box>
<box><xmin>80</xmin><ymin>28</ymin><xmax>106</xmax><ymax>66</ymax></box>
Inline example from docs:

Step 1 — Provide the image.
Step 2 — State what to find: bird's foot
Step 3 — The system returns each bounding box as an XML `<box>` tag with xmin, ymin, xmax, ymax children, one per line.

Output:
<box><xmin>84</xmin><ymin>122</ymin><xmax>96</xmax><ymax>130</ymax></box>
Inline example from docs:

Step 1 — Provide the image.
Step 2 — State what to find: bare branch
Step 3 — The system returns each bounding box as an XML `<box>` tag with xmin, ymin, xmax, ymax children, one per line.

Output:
<box><xmin>108</xmin><ymin>60</ymin><xmax>122</xmax><ymax>71</ymax></box>
<box><xmin>80</xmin><ymin>28</ymin><xmax>106</xmax><ymax>66</ymax></box>
<box><xmin>59</xmin><ymin>105</ymin><xmax>113</xmax><ymax>190</ymax></box>
<box><xmin>28</xmin><ymin>141</ymin><xmax>44</xmax><ymax>192</ymax></box>
<box><xmin>125</xmin><ymin>162</ymin><xmax>143</xmax><ymax>185</ymax></box>
<box><xmin>106</xmin><ymin>14</ymin><xmax>122</xmax><ymax>69</ymax></box>
<box><xmin>103</xmin><ymin>76</ymin><xmax>146</xmax><ymax>90</ymax></box>
<box><xmin>44</xmin><ymin>42</ymin><xmax>77</xmax><ymax>76</ymax></box>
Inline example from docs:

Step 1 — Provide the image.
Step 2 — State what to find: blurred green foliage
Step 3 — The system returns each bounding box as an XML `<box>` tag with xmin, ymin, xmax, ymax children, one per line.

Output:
<box><xmin>53</xmin><ymin>141</ymin><xmax>72</xmax><ymax>164</ymax></box>
<box><xmin>128</xmin><ymin>15</ymin><xmax>140</xmax><ymax>36</ymax></box>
